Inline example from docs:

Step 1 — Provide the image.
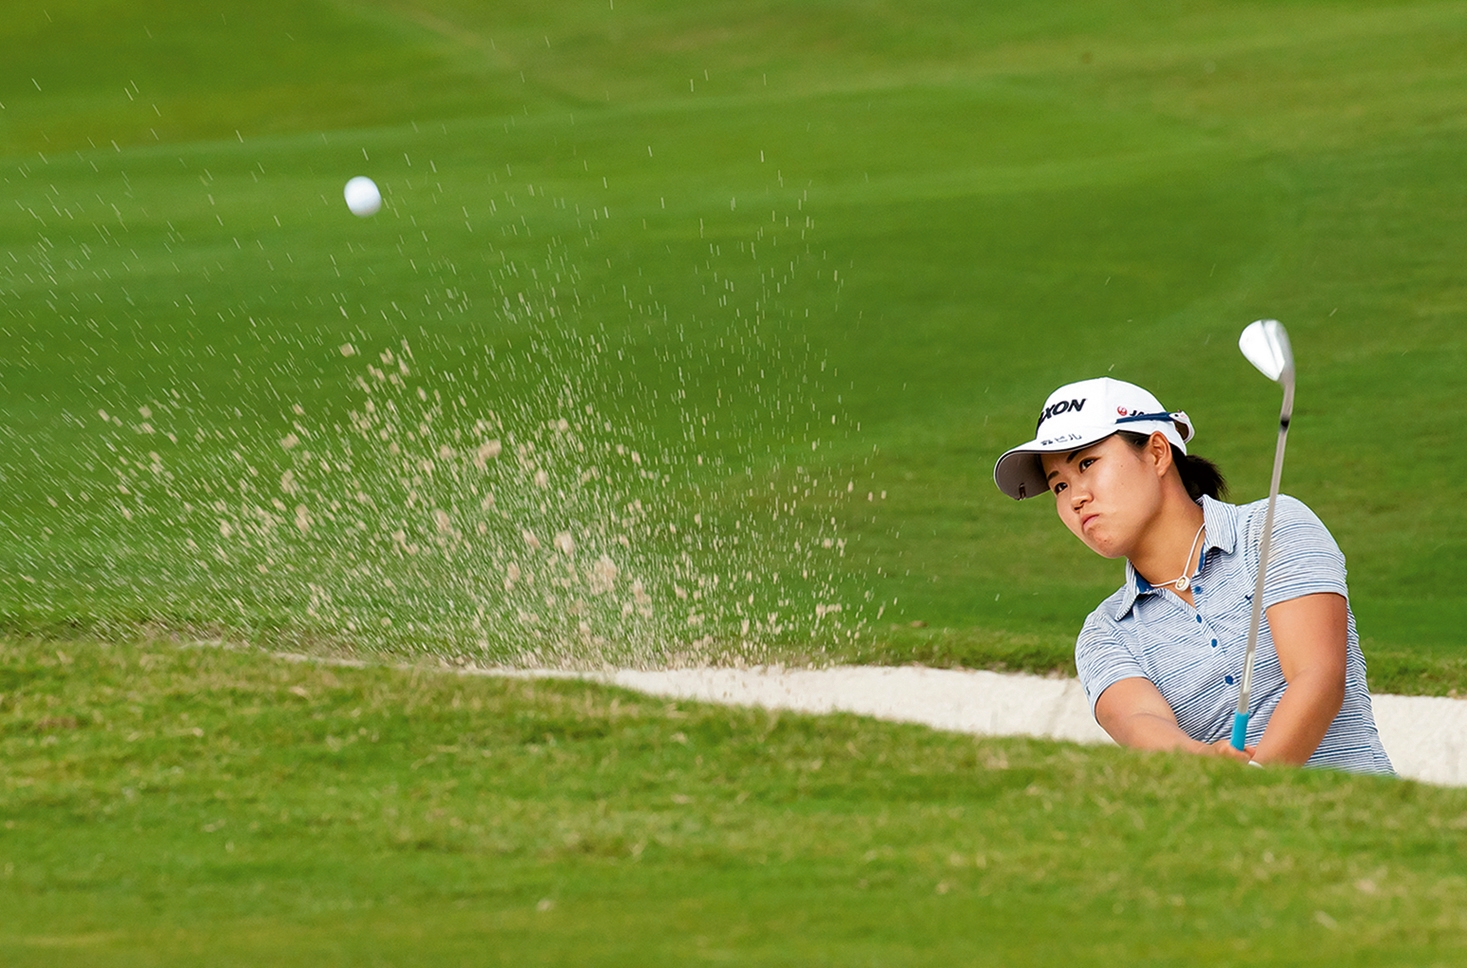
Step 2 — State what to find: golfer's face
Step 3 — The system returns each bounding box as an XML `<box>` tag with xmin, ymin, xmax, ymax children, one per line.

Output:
<box><xmin>1040</xmin><ymin>435</ymin><xmax>1160</xmax><ymax>559</ymax></box>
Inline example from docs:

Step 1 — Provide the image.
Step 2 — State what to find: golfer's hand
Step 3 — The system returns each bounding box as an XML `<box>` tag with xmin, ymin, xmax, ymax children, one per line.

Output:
<box><xmin>1197</xmin><ymin>739</ymin><xmax>1255</xmax><ymax>762</ymax></box>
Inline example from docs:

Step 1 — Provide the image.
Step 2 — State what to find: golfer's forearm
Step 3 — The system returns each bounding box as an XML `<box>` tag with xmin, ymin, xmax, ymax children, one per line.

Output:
<box><xmin>1108</xmin><ymin>712</ymin><xmax>1205</xmax><ymax>752</ymax></box>
<box><xmin>1254</xmin><ymin>673</ymin><xmax>1344</xmax><ymax>766</ymax></box>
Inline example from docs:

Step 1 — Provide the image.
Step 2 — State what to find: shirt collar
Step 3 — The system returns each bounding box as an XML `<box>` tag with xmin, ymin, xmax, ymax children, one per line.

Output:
<box><xmin>1114</xmin><ymin>561</ymin><xmax>1148</xmax><ymax>619</ymax></box>
<box><xmin>1111</xmin><ymin>496</ymin><xmax>1238</xmax><ymax>620</ymax></box>
<box><xmin>1199</xmin><ymin>493</ymin><xmax>1238</xmax><ymax>556</ymax></box>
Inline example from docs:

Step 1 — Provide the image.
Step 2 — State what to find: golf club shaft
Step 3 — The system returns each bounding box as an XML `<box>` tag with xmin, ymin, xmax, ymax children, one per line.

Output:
<box><xmin>1232</xmin><ymin>377</ymin><xmax>1295</xmax><ymax>750</ymax></box>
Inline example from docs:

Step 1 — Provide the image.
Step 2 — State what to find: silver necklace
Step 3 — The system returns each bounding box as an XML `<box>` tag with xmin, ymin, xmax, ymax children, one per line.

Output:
<box><xmin>1164</xmin><ymin>523</ymin><xmax>1206</xmax><ymax>592</ymax></box>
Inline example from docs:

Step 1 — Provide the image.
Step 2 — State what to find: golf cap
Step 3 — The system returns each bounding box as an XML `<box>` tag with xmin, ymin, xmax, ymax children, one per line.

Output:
<box><xmin>993</xmin><ymin>377</ymin><xmax>1194</xmax><ymax>500</ymax></box>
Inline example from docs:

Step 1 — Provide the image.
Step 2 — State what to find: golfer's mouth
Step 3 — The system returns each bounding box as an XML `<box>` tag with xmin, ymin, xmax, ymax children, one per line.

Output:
<box><xmin>1080</xmin><ymin>513</ymin><xmax>1100</xmax><ymax>531</ymax></box>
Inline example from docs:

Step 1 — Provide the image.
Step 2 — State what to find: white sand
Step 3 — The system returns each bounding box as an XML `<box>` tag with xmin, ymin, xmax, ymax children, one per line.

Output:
<box><xmin>528</xmin><ymin>665</ymin><xmax>1466</xmax><ymax>788</ymax></box>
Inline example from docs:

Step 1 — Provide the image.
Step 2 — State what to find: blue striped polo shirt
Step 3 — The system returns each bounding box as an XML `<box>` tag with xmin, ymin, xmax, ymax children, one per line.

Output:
<box><xmin>1075</xmin><ymin>494</ymin><xmax>1394</xmax><ymax>775</ymax></box>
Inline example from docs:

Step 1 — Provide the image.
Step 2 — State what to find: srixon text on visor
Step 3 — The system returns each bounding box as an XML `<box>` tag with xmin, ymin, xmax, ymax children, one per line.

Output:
<box><xmin>1037</xmin><ymin>398</ymin><xmax>1086</xmax><ymax>429</ymax></box>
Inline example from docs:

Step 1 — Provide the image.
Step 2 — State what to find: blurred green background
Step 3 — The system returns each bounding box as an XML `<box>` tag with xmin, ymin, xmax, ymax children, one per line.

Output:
<box><xmin>4</xmin><ymin>5</ymin><xmax>1467</xmax><ymax>964</ymax></box>
<box><xmin>2</xmin><ymin>0</ymin><xmax>1464</xmax><ymax>685</ymax></box>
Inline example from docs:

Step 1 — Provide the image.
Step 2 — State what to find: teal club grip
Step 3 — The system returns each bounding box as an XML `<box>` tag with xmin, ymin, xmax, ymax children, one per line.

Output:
<box><xmin>1231</xmin><ymin>711</ymin><xmax>1250</xmax><ymax>751</ymax></box>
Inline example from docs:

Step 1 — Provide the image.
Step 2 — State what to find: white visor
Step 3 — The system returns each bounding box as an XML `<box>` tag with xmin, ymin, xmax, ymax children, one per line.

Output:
<box><xmin>993</xmin><ymin>377</ymin><xmax>1194</xmax><ymax>500</ymax></box>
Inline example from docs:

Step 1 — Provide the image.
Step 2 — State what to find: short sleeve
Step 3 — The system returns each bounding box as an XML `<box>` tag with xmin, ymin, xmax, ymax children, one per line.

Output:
<box><xmin>1247</xmin><ymin>495</ymin><xmax>1349</xmax><ymax>609</ymax></box>
<box><xmin>1075</xmin><ymin>612</ymin><xmax>1147</xmax><ymax>717</ymax></box>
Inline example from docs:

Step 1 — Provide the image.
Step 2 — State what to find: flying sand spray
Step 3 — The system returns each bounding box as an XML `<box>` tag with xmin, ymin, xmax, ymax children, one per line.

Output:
<box><xmin>1232</xmin><ymin>319</ymin><xmax>1296</xmax><ymax>752</ymax></box>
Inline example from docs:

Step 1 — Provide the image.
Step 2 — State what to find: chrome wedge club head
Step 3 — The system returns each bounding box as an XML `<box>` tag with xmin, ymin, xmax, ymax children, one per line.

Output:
<box><xmin>1239</xmin><ymin>319</ymin><xmax>1294</xmax><ymax>384</ymax></box>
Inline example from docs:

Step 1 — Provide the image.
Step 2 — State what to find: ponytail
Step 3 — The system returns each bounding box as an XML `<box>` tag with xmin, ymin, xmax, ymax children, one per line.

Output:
<box><xmin>1174</xmin><ymin>450</ymin><xmax>1228</xmax><ymax>501</ymax></box>
<box><xmin>1116</xmin><ymin>431</ymin><xmax>1228</xmax><ymax>501</ymax></box>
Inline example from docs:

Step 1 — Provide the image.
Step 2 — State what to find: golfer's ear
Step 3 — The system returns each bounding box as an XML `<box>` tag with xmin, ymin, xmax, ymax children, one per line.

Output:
<box><xmin>1149</xmin><ymin>432</ymin><xmax>1173</xmax><ymax>473</ymax></box>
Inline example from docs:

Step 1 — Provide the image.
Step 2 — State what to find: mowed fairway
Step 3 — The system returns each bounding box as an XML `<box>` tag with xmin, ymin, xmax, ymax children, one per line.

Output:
<box><xmin>2</xmin><ymin>0</ymin><xmax>1466</xmax><ymax>682</ymax></box>
<box><xmin>3</xmin><ymin>2</ymin><xmax>1467</xmax><ymax>962</ymax></box>
<box><xmin>3</xmin><ymin>637</ymin><xmax>1466</xmax><ymax>967</ymax></box>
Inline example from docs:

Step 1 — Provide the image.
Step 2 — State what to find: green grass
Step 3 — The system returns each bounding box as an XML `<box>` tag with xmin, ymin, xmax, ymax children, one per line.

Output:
<box><xmin>3</xmin><ymin>635</ymin><xmax>1466</xmax><ymax>966</ymax></box>
<box><xmin>5</xmin><ymin>6</ymin><xmax>1465</xmax><ymax>957</ymax></box>
<box><xmin>3</xmin><ymin>0</ymin><xmax>1467</xmax><ymax>687</ymax></box>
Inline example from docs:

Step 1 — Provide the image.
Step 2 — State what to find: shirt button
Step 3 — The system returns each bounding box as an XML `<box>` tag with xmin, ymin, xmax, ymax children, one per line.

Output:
<box><xmin>1225</xmin><ymin>675</ymin><xmax>1235</xmax><ymax>685</ymax></box>
<box><xmin>1195</xmin><ymin>615</ymin><xmax>1203</xmax><ymax>624</ymax></box>
<box><xmin>1193</xmin><ymin>586</ymin><xmax>1202</xmax><ymax>595</ymax></box>
<box><xmin>1211</xmin><ymin>639</ymin><xmax>1218</xmax><ymax>648</ymax></box>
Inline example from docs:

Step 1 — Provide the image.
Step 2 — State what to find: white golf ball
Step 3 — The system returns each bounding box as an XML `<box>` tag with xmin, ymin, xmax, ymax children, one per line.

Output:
<box><xmin>343</xmin><ymin>176</ymin><xmax>382</xmax><ymax>217</ymax></box>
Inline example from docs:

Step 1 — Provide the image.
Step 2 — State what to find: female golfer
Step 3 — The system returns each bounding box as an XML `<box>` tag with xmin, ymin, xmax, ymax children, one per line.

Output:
<box><xmin>994</xmin><ymin>377</ymin><xmax>1393</xmax><ymax>773</ymax></box>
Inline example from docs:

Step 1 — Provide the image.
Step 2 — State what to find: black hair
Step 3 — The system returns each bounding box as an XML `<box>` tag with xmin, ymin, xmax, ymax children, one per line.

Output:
<box><xmin>1116</xmin><ymin>431</ymin><xmax>1228</xmax><ymax>501</ymax></box>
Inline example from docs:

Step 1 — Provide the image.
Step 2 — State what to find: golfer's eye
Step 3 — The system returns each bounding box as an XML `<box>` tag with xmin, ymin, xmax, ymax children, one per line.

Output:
<box><xmin>1051</xmin><ymin>481</ymin><xmax>1066</xmax><ymax>496</ymax></box>
<box><xmin>1078</xmin><ymin>457</ymin><xmax>1098</xmax><ymax>472</ymax></box>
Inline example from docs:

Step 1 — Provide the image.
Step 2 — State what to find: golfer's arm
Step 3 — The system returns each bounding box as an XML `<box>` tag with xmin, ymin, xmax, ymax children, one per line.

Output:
<box><xmin>1094</xmin><ymin>677</ymin><xmax>1207</xmax><ymax>753</ymax></box>
<box><xmin>1251</xmin><ymin>593</ymin><xmax>1348</xmax><ymax>767</ymax></box>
